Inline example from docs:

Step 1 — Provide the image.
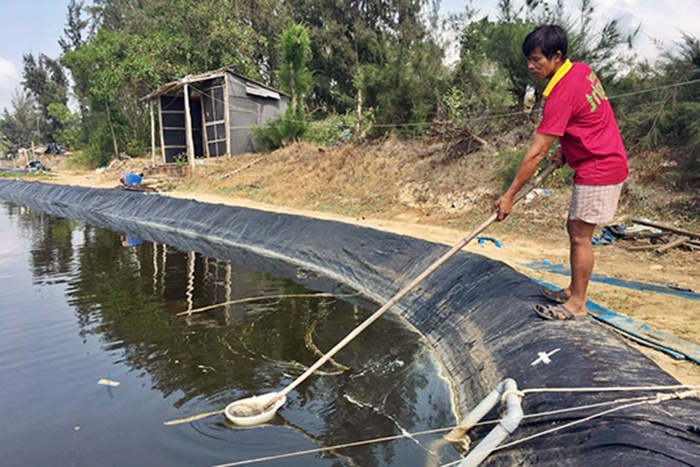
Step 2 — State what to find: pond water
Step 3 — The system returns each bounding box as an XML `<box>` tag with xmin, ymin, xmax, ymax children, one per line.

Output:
<box><xmin>0</xmin><ymin>203</ymin><xmax>460</xmax><ymax>467</ymax></box>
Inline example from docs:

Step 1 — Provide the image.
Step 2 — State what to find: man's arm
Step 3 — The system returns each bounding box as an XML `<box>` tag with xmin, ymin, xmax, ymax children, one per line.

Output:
<box><xmin>492</xmin><ymin>132</ymin><xmax>558</xmax><ymax>221</ymax></box>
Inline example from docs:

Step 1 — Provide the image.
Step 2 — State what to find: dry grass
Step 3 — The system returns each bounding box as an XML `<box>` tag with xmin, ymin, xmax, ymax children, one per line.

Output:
<box><xmin>180</xmin><ymin>136</ymin><xmax>516</xmax><ymax>224</ymax></box>
<box><xmin>168</xmin><ymin>136</ymin><xmax>698</xmax><ymax>243</ymax></box>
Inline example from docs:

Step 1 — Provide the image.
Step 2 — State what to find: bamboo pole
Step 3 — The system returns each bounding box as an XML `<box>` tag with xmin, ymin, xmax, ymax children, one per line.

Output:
<box><xmin>176</xmin><ymin>293</ymin><xmax>358</xmax><ymax>317</ymax></box>
<box><xmin>218</xmin><ymin>157</ymin><xmax>262</xmax><ymax>179</ymax></box>
<box><xmin>632</xmin><ymin>218</ymin><xmax>700</xmax><ymax>240</ymax></box>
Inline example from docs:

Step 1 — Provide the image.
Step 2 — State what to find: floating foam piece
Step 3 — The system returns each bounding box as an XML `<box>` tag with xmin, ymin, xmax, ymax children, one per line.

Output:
<box><xmin>97</xmin><ymin>378</ymin><xmax>120</xmax><ymax>387</ymax></box>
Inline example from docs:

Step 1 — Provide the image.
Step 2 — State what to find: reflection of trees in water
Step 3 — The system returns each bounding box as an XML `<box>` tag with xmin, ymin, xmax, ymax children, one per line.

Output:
<box><xmin>14</xmin><ymin>208</ymin><xmax>451</xmax><ymax>466</ymax></box>
<box><xmin>62</xmin><ymin>226</ymin><xmax>322</xmax><ymax>405</ymax></box>
<box><xmin>4</xmin><ymin>205</ymin><xmax>77</xmax><ymax>280</ymax></box>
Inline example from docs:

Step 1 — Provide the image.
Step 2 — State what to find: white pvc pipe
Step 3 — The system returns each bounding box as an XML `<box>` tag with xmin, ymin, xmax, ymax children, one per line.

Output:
<box><xmin>446</xmin><ymin>383</ymin><xmax>504</xmax><ymax>439</ymax></box>
<box><xmin>458</xmin><ymin>378</ymin><xmax>524</xmax><ymax>467</ymax></box>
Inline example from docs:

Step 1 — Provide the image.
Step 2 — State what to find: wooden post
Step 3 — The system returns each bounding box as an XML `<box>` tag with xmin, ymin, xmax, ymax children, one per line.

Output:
<box><xmin>150</xmin><ymin>100</ymin><xmax>156</xmax><ymax>167</ymax></box>
<box><xmin>224</xmin><ymin>73</ymin><xmax>231</xmax><ymax>157</ymax></box>
<box><xmin>201</xmin><ymin>97</ymin><xmax>210</xmax><ymax>158</ymax></box>
<box><xmin>158</xmin><ymin>98</ymin><xmax>166</xmax><ymax>163</ymax></box>
<box><xmin>183</xmin><ymin>83</ymin><xmax>196</xmax><ymax>169</ymax></box>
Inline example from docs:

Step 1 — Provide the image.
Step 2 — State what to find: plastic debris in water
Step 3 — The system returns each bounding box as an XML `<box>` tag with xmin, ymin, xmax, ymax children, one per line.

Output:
<box><xmin>97</xmin><ymin>378</ymin><xmax>120</xmax><ymax>387</ymax></box>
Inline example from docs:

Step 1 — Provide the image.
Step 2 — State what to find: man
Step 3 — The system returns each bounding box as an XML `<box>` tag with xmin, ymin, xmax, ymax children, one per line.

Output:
<box><xmin>493</xmin><ymin>25</ymin><xmax>628</xmax><ymax>321</ymax></box>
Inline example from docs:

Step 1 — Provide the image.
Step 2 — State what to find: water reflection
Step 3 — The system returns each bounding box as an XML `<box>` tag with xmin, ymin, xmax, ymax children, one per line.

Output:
<box><xmin>120</xmin><ymin>234</ymin><xmax>143</xmax><ymax>247</ymax></box>
<box><xmin>2</xmin><ymin>204</ymin><xmax>458</xmax><ymax>466</ymax></box>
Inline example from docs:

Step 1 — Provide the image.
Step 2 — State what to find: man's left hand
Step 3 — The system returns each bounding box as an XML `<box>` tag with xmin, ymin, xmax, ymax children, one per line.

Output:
<box><xmin>492</xmin><ymin>194</ymin><xmax>513</xmax><ymax>221</ymax></box>
<box><xmin>550</xmin><ymin>145</ymin><xmax>565</xmax><ymax>168</ymax></box>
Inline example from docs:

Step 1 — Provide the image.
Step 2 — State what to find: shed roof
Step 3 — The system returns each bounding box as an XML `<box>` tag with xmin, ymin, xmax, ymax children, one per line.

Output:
<box><xmin>142</xmin><ymin>67</ymin><xmax>288</xmax><ymax>101</ymax></box>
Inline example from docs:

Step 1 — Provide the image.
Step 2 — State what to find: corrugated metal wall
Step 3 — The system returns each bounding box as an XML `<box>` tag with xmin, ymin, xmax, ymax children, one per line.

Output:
<box><xmin>228</xmin><ymin>73</ymin><xmax>288</xmax><ymax>155</ymax></box>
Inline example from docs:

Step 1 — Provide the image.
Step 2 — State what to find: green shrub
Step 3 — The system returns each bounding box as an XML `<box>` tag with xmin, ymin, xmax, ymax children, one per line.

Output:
<box><xmin>66</xmin><ymin>150</ymin><xmax>95</xmax><ymax>169</ymax></box>
<box><xmin>497</xmin><ymin>148</ymin><xmax>526</xmax><ymax>191</ymax></box>
<box><xmin>303</xmin><ymin>113</ymin><xmax>371</xmax><ymax>146</ymax></box>
<box><xmin>497</xmin><ymin>148</ymin><xmax>574</xmax><ymax>191</ymax></box>
<box><xmin>252</xmin><ymin>110</ymin><xmax>308</xmax><ymax>151</ymax></box>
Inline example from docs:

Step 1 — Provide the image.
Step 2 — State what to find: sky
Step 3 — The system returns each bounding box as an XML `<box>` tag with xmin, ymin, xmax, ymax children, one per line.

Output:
<box><xmin>0</xmin><ymin>0</ymin><xmax>699</xmax><ymax>112</ymax></box>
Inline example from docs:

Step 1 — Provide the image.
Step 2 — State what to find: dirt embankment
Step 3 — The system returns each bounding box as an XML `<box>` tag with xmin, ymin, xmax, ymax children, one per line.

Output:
<box><xmin>20</xmin><ymin>139</ymin><xmax>700</xmax><ymax>384</ymax></box>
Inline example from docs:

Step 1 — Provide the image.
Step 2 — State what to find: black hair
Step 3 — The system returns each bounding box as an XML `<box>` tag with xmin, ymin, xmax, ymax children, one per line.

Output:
<box><xmin>522</xmin><ymin>25</ymin><xmax>568</xmax><ymax>60</ymax></box>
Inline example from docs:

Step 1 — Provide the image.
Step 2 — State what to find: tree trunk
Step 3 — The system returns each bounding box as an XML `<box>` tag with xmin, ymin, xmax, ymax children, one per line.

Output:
<box><xmin>355</xmin><ymin>87</ymin><xmax>363</xmax><ymax>135</ymax></box>
<box><xmin>104</xmin><ymin>99</ymin><xmax>119</xmax><ymax>158</ymax></box>
<box><xmin>290</xmin><ymin>66</ymin><xmax>297</xmax><ymax>112</ymax></box>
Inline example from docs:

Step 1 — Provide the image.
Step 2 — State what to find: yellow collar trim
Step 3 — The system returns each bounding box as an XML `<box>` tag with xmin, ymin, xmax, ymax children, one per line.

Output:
<box><xmin>543</xmin><ymin>59</ymin><xmax>573</xmax><ymax>97</ymax></box>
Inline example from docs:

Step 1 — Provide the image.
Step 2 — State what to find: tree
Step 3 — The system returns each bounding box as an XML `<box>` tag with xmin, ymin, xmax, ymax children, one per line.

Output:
<box><xmin>21</xmin><ymin>53</ymin><xmax>68</xmax><ymax>142</ymax></box>
<box><xmin>621</xmin><ymin>33</ymin><xmax>700</xmax><ymax>189</ymax></box>
<box><xmin>358</xmin><ymin>37</ymin><xmax>446</xmax><ymax>134</ymax></box>
<box><xmin>48</xmin><ymin>103</ymin><xmax>81</xmax><ymax>150</ymax></box>
<box><xmin>278</xmin><ymin>24</ymin><xmax>312</xmax><ymax>114</ymax></box>
<box><xmin>61</xmin><ymin>29</ymin><xmax>163</xmax><ymax>162</ymax></box>
<box><xmin>456</xmin><ymin>0</ymin><xmax>638</xmax><ymax>113</ymax></box>
<box><xmin>61</xmin><ymin>0</ymin><xmax>274</xmax><ymax>165</ymax></box>
<box><xmin>0</xmin><ymin>132</ymin><xmax>11</xmax><ymax>156</ymax></box>
<box><xmin>287</xmin><ymin>0</ymin><xmax>445</xmax><ymax>122</ymax></box>
<box><xmin>550</xmin><ymin>0</ymin><xmax>639</xmax><ymax>83</ymax></box>
<box><xmin>59</xmin><ymin>0</ymin><xmax>88</xmax><ymax>53</ymax></box>
<box><xmin>253</xmin><ymin>23</ymin><xmax>312</xmax><ymax>148</ymax></box>
<box><xmin>0</xmin><ymin>90</ymin><xmax>39</xmax><ymax>150</ymax></box>
<box><xmin>458</xmin><ymin>17</ymin><xmax>535</xmax><ymax>110</ymax></box>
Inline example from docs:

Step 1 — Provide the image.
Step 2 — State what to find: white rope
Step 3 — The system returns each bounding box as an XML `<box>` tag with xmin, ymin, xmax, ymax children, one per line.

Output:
<box><xmin>490</xmin><ymin>391</ymin><xmax>694</xmax><ymax>453</ymax></box>
<box><xmin>519</xmin><ymin>394</ymin><xmax>660</xmax><ymax>419</ymax></box>
<box><xmin>501</xmin><ymin>388</ymin><xmax>525</xmax><ymax>402</ymax></box>
<box><xmin>608</xmin><ymin>77</ymin><xmax>700</xmax><ymax>99</ymax></box>
<box><xmin>522</xmin><ymin>384</ymin><xmax>699</xmax><ymax>395</ymax></box>
<box><xmin>209</xmin><ymin>384</ymin><xmax>699</xmax><ymax>467</ymax></box>
<box><xmin>211</xmin><ymin>426</ymin><xmax>454</xmax><ymax>467</ymax></box>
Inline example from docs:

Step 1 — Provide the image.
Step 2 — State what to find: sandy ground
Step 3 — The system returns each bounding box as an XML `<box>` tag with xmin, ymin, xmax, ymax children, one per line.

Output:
<box><xmin>29</xmin><ymin>165</ymin><xmax>700</xmax><ymax>385</ymax></box>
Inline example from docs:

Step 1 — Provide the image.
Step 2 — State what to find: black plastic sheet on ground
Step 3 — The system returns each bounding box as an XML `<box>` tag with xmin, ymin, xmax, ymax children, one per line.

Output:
<box><xmin>0</xmin><ymin>180</ymin><xmax>698</xmax><ymax>466</ymax></box>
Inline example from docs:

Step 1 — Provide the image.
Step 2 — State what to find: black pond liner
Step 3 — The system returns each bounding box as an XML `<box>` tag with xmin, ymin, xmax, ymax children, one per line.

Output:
<box><xmin>0</xmin><ymin>179</ymin><xmax>697</xmax><ymax>466</ymax></box>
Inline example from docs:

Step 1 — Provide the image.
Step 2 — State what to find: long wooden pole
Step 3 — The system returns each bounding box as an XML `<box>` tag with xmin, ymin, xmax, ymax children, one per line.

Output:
<box><xmin>263</xmin><ymin>163</ymin><xmax>559</xmax><ymax>411</ymax></box>
<box><xmin>632</xmin><ymin>218</ymin><xmax>700</xmax><ymax>240</ymax></box>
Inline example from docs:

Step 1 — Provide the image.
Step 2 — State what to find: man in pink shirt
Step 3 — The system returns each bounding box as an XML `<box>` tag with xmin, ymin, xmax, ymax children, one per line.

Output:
<box><xmin>493</xmin><ymin>25</ymin><xmax>628</xmax><ymax>320</ymax></box>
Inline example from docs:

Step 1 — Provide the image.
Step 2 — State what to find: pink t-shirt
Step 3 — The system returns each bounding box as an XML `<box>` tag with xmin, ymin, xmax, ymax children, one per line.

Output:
<box><xmin>537</xmin><ymin>62</ymin><xmax>628</xmax><ymax>185</ymax></box>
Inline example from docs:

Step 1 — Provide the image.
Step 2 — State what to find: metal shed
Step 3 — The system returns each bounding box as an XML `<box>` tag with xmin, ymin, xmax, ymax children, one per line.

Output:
<box><xmin>143</xmin><ymin>68</ymin><xmax>289</xmax><ymax>166</ymax></box>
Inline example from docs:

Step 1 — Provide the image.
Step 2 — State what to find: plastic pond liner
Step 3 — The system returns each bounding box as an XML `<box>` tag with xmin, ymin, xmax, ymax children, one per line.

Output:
<box><xmin>0</xmin><ymin>179</ymin><xmax>698</xmax><ymax>466</ymax></box>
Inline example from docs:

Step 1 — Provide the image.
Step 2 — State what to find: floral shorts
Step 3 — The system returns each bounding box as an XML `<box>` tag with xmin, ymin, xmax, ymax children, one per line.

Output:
<box><xmin>568</xmin><ymin>183</ymin><xmax>624</xmax><ymax>224</ymax></box>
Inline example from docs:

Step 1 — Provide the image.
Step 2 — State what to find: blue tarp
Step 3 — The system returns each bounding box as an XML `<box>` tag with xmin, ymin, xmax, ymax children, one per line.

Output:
<box><xmin>534</xmin><ymin>279</ymin><xmax>699</xmax><ymax>363</ymax></box>
<box><xmin>523</xmin><ymin>259</ymin><xmax>699</xmax><ymax>301</ymax></box>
